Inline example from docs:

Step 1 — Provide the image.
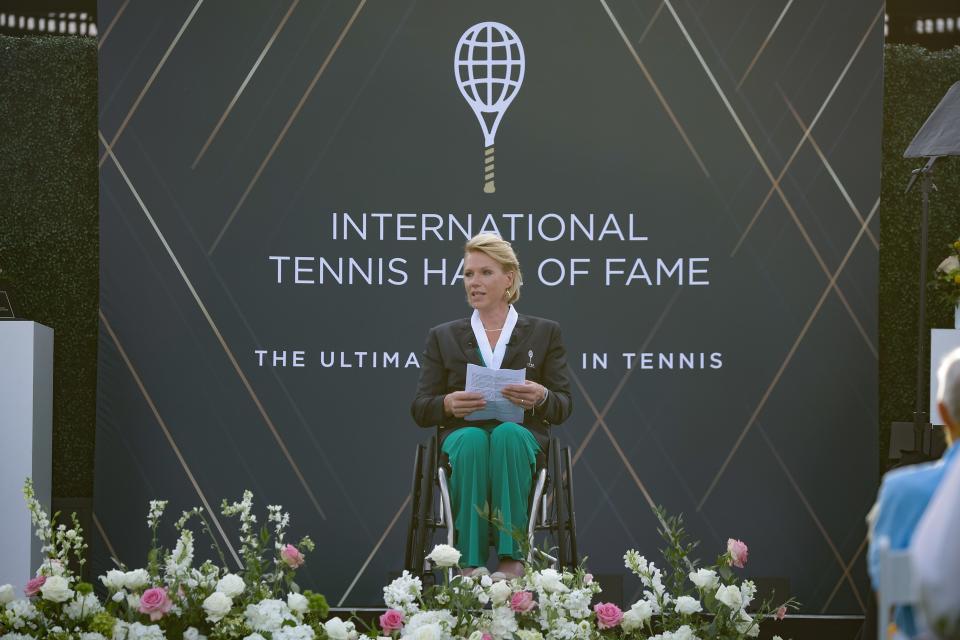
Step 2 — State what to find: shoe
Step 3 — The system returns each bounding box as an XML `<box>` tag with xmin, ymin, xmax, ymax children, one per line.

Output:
<box><xmin>460</xmin><ymin>566</ymin><xmax>490</xmax><ymax>578</ymax></box>
<box><xmin>490</xmin><ymin>571</ymin><xmax>508</xmax><ymax>582</ymax></box>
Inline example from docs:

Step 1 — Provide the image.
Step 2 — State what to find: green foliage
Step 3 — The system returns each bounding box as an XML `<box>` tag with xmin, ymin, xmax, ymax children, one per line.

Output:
<box><xmin>880</xmin><ymin>45</ymin><xmax>960</xmax><ymax>470</ymax></box>
<box><xmin>0</xmin><ymin>35</ymin><xmax>98</xmax><ymax>498</ymax></box>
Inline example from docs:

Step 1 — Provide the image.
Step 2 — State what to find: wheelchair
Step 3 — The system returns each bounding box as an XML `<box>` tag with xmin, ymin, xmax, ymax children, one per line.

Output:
<box><xmin>403</xmin><ymin>426</ymin><xmax>578</xmax><ymax>579</ymax></box>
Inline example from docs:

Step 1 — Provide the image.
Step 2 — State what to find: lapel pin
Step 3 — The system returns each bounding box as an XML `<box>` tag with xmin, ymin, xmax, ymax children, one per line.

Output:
<box><xmin>527</xmin><ymin>349</ymin><xmax>535</xmax><ymax>368</ymax></box>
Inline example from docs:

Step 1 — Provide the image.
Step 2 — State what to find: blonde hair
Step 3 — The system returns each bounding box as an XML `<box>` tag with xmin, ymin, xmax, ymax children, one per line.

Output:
<box><xmin>465</xmin><ymin>233</ymin><xmax>523</xmax><ymax>304</ymax></box>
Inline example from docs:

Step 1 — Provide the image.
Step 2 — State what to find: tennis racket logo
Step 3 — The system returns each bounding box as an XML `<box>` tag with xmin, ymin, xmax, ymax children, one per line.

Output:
<box><xmin>454</xmin><ymin>21</ymin><xmax>525</xmax><ymax>194</ymax></box>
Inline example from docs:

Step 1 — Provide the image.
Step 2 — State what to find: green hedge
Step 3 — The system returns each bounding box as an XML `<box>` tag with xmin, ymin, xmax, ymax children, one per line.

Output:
<box><xmin>880</xmin><ymin>45</ymin><xmax>960</xmax><ymax>470</ymax></box>
<box><xmin>0</xmin><ymin>35</ymin><xmax>98</xmax><ymax>499</ymax></box>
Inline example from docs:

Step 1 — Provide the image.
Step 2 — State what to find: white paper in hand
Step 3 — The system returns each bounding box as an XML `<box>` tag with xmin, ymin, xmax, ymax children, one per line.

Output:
<box><xmin>464</xmin><ymin>363</ymin><xmax>526</xmax><ymax>423</ymax></box>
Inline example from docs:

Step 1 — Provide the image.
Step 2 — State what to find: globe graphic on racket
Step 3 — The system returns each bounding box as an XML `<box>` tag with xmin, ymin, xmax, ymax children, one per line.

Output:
<box><xmin>454</xmin><ymin>22</ymin><xmax>525</xmax><ymax>194</ymax></box>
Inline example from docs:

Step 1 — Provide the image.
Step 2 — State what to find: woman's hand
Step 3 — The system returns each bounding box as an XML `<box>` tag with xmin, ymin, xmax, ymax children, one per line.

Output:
<box><xmin>502</xmin><ymin>381</ymin><xmax>546</xmax><ymax>410</ymax></box>
<box><xmin>444</xmin><ymin>391</ymin><xmax>486</xmax><ymax>418</ymax></box>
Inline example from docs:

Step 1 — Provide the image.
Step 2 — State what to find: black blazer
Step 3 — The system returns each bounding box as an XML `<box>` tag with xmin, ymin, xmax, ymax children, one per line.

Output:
<box><xmin>410</xmin><ymin>314</ymin><xmax>573</xmax><ymax>447</ymax></box>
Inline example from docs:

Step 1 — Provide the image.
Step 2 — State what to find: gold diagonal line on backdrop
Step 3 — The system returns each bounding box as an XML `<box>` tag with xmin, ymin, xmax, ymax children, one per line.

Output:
<box><xmin>571</xmin><ymin>369</ymin><xmax>697</xmax><ymax>572</ymax></box>
<box><xmin>570</xmin><ymin>370</ymin><xmax>658</xmax><ymax>513</ymax></box>
<box><xmin>191</xmin><ymin>0</ymin><xmax>301</xmax><ymax>169</ymax></box>
<box><xmin>638</xmin><ymin>0</ymin><xmax>666</xmax><ymax>44</ymax></box>
<box><xmin>599</xmin><ymin>0</ymin><xmax>711</xmax><ymax>179</ymax></box>
<box><xmin>571</xmin><ymin>288</ymin><xmax>683</xmax><ymax>465</ymax></box>
<box><xmin>99</xmin><ymin>0</ymin><xmax>205</xmax><ymax>168</ymax></box>
<box><xmin>820</xmin><ymin>533</ymin><xmax>868</xmax><ymax>613</ymax></box>
<box><xmin>731</xmin><ymin>6</ymin><xmax>883</xmax><ymax>257</ymax></box>
<box><xmin>337</xmin><ymin>493</ymin><xmax>411</xmax><ymax>606</ymax></box>
<box><xmin>100</xmin><ymin>309</ymin><xmax>244</xmax><ymax>569</ymax></box>
<box><xmin>100</xmin><ymin>131</ymin><xmax>328</xmax><ymax>521</ymax></box>
<box><xmin>737</xmin><ymin>0</ymin><xmax>794</xmax><ymax>89</ymax></box>
<box><xmin>97</xmin><ymin>0</ymin><xmax>130</xmax><ymax>50</ymax></box>
<box><xmin>92</xmin><ymin>511</ymin><xmax>121</xmax><ymax>563</ymax></box>
<box><xmin>757</xmin><ymin>426</ymin><xmax>866</xmax><ymax>611</ymax></box>
<box><xmin>661</xmin><ymin>0</ymin><xmax>878</xmax><ymax>360</ymax></box>
<box><xmin>209</xmin><ymin>0</ymin><xmax>368</xmax><ymax>255</ymax></box>
<box><xmin>698</xmin><ymin>197</ymin><xmax>879</xmax><ymax>511</ymax></box>
<box><xmin>781</xmin><ymin>90</ymin><xmax>879</xmax><ymax>250</ymax></box>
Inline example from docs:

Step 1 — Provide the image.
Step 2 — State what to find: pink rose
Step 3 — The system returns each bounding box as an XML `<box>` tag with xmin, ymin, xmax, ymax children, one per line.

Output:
<box><xmin>775</xmin><ymin>605</ymin><xmax>787</xmax><ymax>621</ymax></box>
<box><xmin>727</xmin><ymin>538</ymin><xmax>749</xmax><ymax>569</ymax></box>
<box><xmin>24</xmin><ymin>576</ymin><xmax>45</xmax><ymax>597</ymax></box>
<box><xmin>380</xmin><ymin>609</ymin><xmax>405</xmax><ymax>633</ymax></box>
<box><xmin>510</xmin><ymin>591</ymin><xmax>537</xmax><ymax>613</ymax></box>
<box><xmin>138</xmin><ymin>587</ymin><xmax>173</xmax><ymax>621</ymax></box>
<box><xmin>482</xmin><ymin>635</ymin><xmax>492</xmax><ymax>640</ymax></box>
<box><xmin>280</xmin><ymin>544</ymin><xmax>305</xmax><ymax>569</ymax></box>
<box><xmin>594</xmin><ymin>602</ymin><xmax>623</xmax><ymax>629</ymax></box>
<box><xmin>583</xmin><ymin>573</ymin><xmax>594</xmax><ymax>585</ymax></box>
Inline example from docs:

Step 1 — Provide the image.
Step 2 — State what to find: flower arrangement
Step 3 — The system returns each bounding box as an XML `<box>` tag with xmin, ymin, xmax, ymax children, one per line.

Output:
<box><xmin>374</xmin><ymin>509</ymin><xmax>796</xmax><ymax>640</ymax></box>
<box><xmin>0</xmin><ymin>479</ymin><xmax>334</xmax><ymax>640</ymax></box>
<box><xmin>930</xmin><ymin>238</ymin><xmax>960</xmax><ymax>307</ymax></box>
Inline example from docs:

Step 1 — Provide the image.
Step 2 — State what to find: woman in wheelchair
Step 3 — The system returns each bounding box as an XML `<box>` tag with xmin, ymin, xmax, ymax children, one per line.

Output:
<box><xmin>411</xmin><ymin>233</ymin><xmax>573</xmax><ymax>579</ymax></box>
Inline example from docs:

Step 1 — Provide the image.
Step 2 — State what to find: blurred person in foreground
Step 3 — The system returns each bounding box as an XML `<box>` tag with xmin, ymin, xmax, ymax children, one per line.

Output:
<box><xmin>868</xmin><ymin>347</ymin><xmax>960</xmax><ymax>637</ymax></box>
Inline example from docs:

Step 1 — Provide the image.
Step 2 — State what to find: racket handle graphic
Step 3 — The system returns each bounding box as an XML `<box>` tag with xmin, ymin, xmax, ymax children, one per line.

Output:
<box><xmin>483</xmin><ymin>145</ymin><xmax>495</xmax><ymax>193</ymax></box>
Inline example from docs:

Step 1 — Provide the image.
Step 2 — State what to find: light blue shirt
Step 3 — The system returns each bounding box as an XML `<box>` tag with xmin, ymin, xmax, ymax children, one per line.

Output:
<box><xmin>868</xmin><ymin>443</ymin><xmax>959</xmax><ymax>635</ymax></box>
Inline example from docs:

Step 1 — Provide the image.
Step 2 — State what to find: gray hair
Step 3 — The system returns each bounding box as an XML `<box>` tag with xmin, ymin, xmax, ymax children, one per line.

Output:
<box><xmin>937</xmin><ymin>347</ymin><xmax>960</xmax><ymax>423</ymax></box>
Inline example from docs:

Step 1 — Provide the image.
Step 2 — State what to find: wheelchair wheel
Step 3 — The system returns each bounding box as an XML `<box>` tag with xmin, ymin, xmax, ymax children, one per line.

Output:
<box><xmin>404</xmin><ymin>435</ymin><xmax>437</xmax><ymax>575</ymax></box>
<box><xmin>549</xmin><ymin>438</ymin><xmax>578</xmax><ymax>569</ymax></box>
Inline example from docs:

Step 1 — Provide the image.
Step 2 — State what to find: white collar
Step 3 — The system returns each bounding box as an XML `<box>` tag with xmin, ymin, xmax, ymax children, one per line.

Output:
<box><xmin>471</xmin><ymin>305</ymin><xmax>519</xmax><ymax>370</ymax></box>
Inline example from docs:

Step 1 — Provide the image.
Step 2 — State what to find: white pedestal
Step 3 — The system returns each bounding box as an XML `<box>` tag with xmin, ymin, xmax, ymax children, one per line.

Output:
<box><xmin>930</xmin><ymin>329</ymin><xmax>960</xmax><ymax>425</ymax></box>
<box><xmin>0</xmin><ymin>321</ymin><xmax>53</xmax><ymax>592</ymax></box>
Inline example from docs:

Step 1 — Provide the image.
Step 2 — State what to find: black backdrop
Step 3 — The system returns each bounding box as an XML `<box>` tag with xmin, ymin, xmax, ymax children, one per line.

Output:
<box><xmin>96</xmin><ymin>0</ymin><xmax>881</xmax><ymax>611</ymax></box>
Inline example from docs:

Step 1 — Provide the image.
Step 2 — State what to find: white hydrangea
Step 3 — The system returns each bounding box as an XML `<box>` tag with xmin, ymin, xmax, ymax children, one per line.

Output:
<box><xmin>273</xmin><ymin>625</ymin><xmax>316</xmax><ymax>640</ymax></box>
<box><xmin>402</xmin><ymin>610</ymin><xmax>455</xmax><ymax>640</ymax></box>
<box><xmin>0</xmin><ymin>633</ymin><xmax>37</xmax><ymax>640</ymax></box>
<box><xmin>488</xmin><ymin>606</ymin><xmax>517</xmax><ymax>640</ymax></box>
<box><xmin>80</xmin><ymin>633</ymin><xmax>107</xmax><ymax>640</ymax></box>
<box><xmin>560</xmin><ymin>589</ymin><xmax>592</xmax><ymax>619</ymax></box>
<box><xmin>65</xmin><ymin>593</ymin><xmax>104</xmax><ymax>620</ymax></box>
<box><xmin>5</xmin><ymin>599</ymin><xmax>39</xmax><ymax>628</ymax></box>
<box><xmin>242</xmin><ymin>635</ymin><xmax>267</xmax><ymax>640</ymax></box>
<box><xmin>244</xmin><ymin>599</ymin><xmax>294</xmax><ymax>634</ymax></box>
<box><xmin>116</xmin><ymin>622</ymin><xmax>167</xmax><ymax>640</ymax></box>
<box><xmin>182</xmin><ymin>628</ymin><xmax>206</xmax><ymax>640</ymax></box>
<box><xmin>383</xmin><ymin>571</ymin><xmax>423</xmax><ymax>615</ymax></box>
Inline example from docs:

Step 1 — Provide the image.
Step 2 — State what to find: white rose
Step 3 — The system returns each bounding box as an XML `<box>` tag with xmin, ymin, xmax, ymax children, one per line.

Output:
<box><xmin>534</xmin><ymin>569</ymin><xmax>568</xmax><ymax>593</ymax></box>
<box><xmin>489</xmin><ymin>580</ymin><xmax>512</xmax><ymax>605</ymax></box>
<box><xmin>183</xmin><ymin>627</ymin><xmax>207</xmax><ymax>640</ymax></box>
<box><xmin>325</xmin><ymin>616</ymin><xmax>350</xmax><ymax>640</ymax></box>
<box><xmin>688</xmin><ymin>568</ymin><xmax>718</xmax><ymax>591</ymax></box>
<box><xmin>714</xmin><ymin>584</ymin><xmax>742</xmax><ymax>610</ymax></box>
<box><xmin>673</xmin><ymin>625</ymin><xmax>697</xmax><ymax>640</ymax></box>
<box><xmin>40</xmin><ymin>576</ymin><xmax>74</xmax><ymax>603</ymax></box>
<box><xmin>480</xmin><ymin>575</ymin><xmax>493</xmax><ymax>588</ymax></box>
<box><xmin>408</xmin><ymin>623</ymin><xmax>441</xmax><ymax>640</ymax></box>
<box><xmin>287</xmin><ymin>592</ymin><xmax>308</xmax><ymax>616</ymax></box>
<box><xmin>203</xmin><ymin>591</ymin><xmax>233</xmax><ymax>622</ymax></box>
<box><xmin>426</xmin><ymin>544</ymin><xmax>461</xmax><ymax>568</ymax></box>
<box><xmin>735</xmin><ymin>610</ymin><xmax>760</xmax><ymax>637</ymax></box>
<box><xmin>674</xmin><ymin>596</ymin><xmax>702</xmax><ymax>615</ymax></box>
<box><xmin>939</xmin><ymin>255</ymin><xmax>960</xmax><ymax>274</ymax></box>
<box><xmin>100</xmin><ymin>569</ymin><xmax>126</xmax><ymax>591</ymax></box>
<box><xmin>216</xmin><ymin>574</ymin><xmax>245</xmax><ymax>598</ymax></box>
<box><xmin>123</xmin><ymin>569</ymin><xmax>150</xmax><ymax>590</ymax></box>
<box><xmin>621</xmin><ymin>600</ymin><xmax>653</xmax><ymax>631</ymax></box>
<box><xmin>0</xmin><ymin>584</ymin><xmax>15</xmax><ymax>605</ymax></box>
